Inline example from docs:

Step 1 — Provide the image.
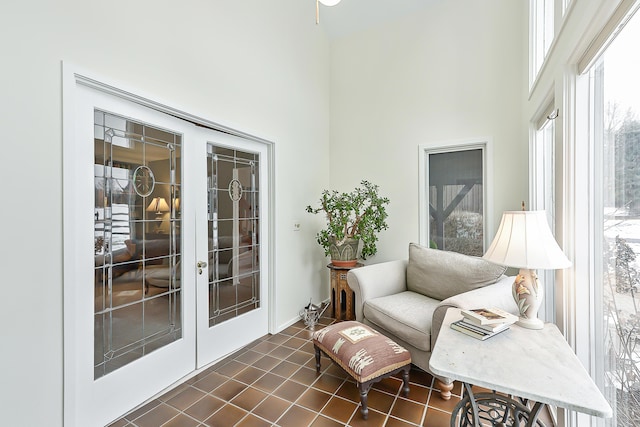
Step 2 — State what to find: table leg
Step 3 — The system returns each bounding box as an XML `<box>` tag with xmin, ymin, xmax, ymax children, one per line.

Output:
<box><xmin>450</xmin><ymin>383</ymin><xmax>547</xmax><ymax>427</ymax></box>
<box><xmin>462</xmin><ymin>383</ymin><xmax>480</xmax><ymax>427</ymax></box>
<box><xmin>526</xmin><ymin>402</ymin><xmax>544</xmax><ymax>427</ymax></box>
<box><xmin>331</xmin><ymin>286</ymin><xmax>340</xmax><ymax>319</ymax></box>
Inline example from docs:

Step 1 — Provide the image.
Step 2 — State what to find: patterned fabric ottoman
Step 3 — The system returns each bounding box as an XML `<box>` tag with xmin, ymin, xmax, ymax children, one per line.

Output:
<box><xmin>312</xmin><ymin>321</ymin><xmax>411</xmax><ymax>419</ymax></box>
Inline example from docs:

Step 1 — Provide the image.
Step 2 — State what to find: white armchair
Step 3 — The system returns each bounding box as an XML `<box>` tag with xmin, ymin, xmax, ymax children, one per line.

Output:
<box><xmin>347</xmin><ymin>243</ymin><xmax>518</xmax><ymax>400</ymax></box>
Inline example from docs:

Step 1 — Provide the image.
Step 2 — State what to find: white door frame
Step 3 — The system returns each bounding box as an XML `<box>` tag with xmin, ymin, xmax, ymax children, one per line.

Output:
<box><xmin>62</xmin><ymin>63</ymin><xmax>276</xmax><ymax>426</ymax></box>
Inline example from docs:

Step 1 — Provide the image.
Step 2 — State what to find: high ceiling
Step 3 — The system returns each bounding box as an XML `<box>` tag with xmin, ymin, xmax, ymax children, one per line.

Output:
<box><xmin>316</xmin><ymin>0</ymin><xmax>432</xmax><ymax>40</ymax></box>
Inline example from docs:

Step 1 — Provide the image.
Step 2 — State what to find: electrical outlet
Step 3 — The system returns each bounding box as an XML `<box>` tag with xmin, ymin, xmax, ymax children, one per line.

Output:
<box><xmin>293</xmin><ymin>222</ymin><xmax>301</xmax><ymax>231</ymax></box>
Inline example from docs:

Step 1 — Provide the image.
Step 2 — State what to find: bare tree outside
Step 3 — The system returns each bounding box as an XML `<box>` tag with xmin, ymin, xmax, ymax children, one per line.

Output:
<box><xmin>597</xmin><ymin>10</ymin><xmax>640</xmax><ymax>424</ymax></box>
<box><xmin>603</xmin><ymin>98</ymin><xmax>640</xmax><ymax>426</ymax></box>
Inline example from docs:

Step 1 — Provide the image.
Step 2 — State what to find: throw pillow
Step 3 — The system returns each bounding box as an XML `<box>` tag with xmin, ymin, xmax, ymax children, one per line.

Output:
<box><xmin>406</xmin><ymin>243</ymin><xmax>506</xmax><ymax>300</ymax></box>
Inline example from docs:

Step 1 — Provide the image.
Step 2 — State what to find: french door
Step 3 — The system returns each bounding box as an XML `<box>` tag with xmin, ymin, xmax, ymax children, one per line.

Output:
<box><xmin>63</xmin><ymin>73</ymin><xmax>270</xmax><ymax>426</ymax></box>
<box><xmin>193</xmin><ymin>129</ymin><xmax>269</xmax><ymax>367</ymax></box>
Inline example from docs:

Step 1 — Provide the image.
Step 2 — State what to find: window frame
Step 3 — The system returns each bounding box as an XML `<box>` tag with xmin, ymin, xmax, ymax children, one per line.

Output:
<box><xmin>530</xmin><ymin>0</ymin><xmax>555</xmax><ymax>87</ymax></box>
<box><xmin>530</xmin><ymin>99</ymin><xmax>560</xmax><ymax>326</ymax></box>
<box><xmin>529</xmin><ymin>0</ymin><xmax>577</xmax><ymax>92</ymax></box>
<box><xmin>561</xmin><ymin>62</ymin><xmax>606</xmax><ymax>427</ymax></box>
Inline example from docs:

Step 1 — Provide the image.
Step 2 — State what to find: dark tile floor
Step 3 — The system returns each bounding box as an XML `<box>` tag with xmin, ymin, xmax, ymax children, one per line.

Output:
<box><xmin>108</xmin><ymin>316</ymin><xmax>462</xmax><ymax>427</ymax></box>
<box><xmin>108</xmin><ymin>316</ymin><xmax>553</xmax><ymax>427</ymax></box>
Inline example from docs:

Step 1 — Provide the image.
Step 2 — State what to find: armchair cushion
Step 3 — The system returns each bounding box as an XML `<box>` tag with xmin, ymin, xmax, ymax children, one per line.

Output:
<box><xmin>406</xmin><ymin>243</ymin><xmax>506</xmax><ymax>300</ymax></box>
<box><xmin>363</xmin><ymin>291</ymin><xmax>441</xmax><ymax>352</ymax></box>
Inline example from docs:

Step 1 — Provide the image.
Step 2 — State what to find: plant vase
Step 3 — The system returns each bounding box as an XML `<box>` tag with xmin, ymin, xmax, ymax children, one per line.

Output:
<box><xmin>329</xmin><ymin>237</ymin><xmax>360</xmax><ymax>267</ymax></box>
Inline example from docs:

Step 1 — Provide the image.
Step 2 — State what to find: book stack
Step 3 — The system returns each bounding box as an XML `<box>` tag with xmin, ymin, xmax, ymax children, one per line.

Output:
<box><xmin>451</xmin><ymin>307</ymin><xmax>518</xmax><ymax>340</ymax></box>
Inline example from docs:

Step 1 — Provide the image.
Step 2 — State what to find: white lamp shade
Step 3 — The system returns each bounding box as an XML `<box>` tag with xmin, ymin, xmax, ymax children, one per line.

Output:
<box><xmin>318</xmin><ymin>0</ymin><xmax>342</xmax><ymax>5</ymax></box>
<box><xmin>146</xmin><ymin>197</ymin><xmax>170</xmax><ymax>212</ymax></box>
<box><xmin>483</xmin><ymin>210</ymin><xmax>571</xmax><ymax>270</ymax></box>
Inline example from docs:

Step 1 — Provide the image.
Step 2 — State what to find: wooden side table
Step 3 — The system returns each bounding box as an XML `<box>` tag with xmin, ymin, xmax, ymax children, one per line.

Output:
<box><xmin>327</xmin><ymin>263</ymin><xmax>362</xmax><ymax>321</ymax></box>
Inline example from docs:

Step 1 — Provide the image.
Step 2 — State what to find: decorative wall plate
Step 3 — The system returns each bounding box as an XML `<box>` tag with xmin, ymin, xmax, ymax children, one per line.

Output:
<box><xmin>229</xmin><ymin>178</ymin><xmax>243</xmax><ymax>202</ymax></box>
<box><xmin>133</xmin><ymin>165</ymin><xmax>155</xmax><ymax>197</ymax></box>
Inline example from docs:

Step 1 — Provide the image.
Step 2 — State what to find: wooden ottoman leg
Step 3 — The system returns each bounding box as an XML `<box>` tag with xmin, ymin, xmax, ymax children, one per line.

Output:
<box><xmin>357</xmin><ymin>382</ymin><xmax>371</xmax><ymax>420</ymax></box>
<box><xmin>314</xmin><ymin>344</ymin><xmax>321</xmax><ymax>373</ymax></box>
<box><xmin>436</xmin><ymin>378</ymin><xmax>453</xmax><ymax>400</ymax></box>
<box><xmin>401</xmin><ymin>365</ymin><xmax>410</xmax><ymax>396</ymax></box>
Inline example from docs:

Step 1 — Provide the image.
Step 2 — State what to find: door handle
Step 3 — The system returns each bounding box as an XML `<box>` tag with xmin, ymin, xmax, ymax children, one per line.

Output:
<box><xmin>197</xmin><ymin>261</ymin><xmax>208</xmax><ymax>275</ymax></box>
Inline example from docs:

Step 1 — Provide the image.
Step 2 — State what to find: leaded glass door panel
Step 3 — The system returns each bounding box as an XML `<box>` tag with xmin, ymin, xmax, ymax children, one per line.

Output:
<box><xmin>207</xmin><ymin>145</ymin><xmax>260</xmax><ymax>326</ymax></box>
<box><xmin>93</xmin><ymin>110</ymin><xmax>182</xmax><ymax>379</ymax></box>
<box><xmin>195</xmin><ymin>134</ymin><xmax>268</xmax><ymax>367</ymax></box>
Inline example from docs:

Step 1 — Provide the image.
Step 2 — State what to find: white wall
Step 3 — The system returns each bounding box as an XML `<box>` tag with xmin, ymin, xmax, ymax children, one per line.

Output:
<box><xmin>0</xmin><ymin>0</ymin><xmax>533</xmax><ymax>424</ymax></box>
<box><xmin>0</xmin><ymin>1</ymin><xmax>331</xmax><ymax>425</ymax></box>
<box><xmin>329</xmin><ymin>0</ymin><xmax>528</xmax><ymax>263</ymax></box>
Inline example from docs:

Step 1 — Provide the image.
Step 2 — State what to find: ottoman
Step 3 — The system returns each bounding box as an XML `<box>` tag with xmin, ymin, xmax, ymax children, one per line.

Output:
<box><xmin>312</xmin><ymin>321</ymin><xmax>411</xmax><ymax>419</ymax></box>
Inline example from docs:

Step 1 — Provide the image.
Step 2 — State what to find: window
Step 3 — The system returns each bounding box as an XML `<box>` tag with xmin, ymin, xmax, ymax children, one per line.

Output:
<box><xmin>588</xmin><ymin>9</ymin><xmax>640</xmax><ymax>426</ymax></box>
<box><xmin>530</xmin><ymin>0</ymin><xmax>575</xmax><ymax>86</ymax></box>
<box><xmin>419</xmin><ymin>139</ymin><xmax>492</xmax><ymax>256</ymax></box>
<box><xmin>530</xmin><ymin>0</ymin><xmax>555</xmax><ymax>84</ymax></box>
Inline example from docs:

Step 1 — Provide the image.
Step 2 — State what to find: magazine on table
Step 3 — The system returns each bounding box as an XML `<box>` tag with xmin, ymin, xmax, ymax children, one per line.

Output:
<box><xmin>460</xmin><ymin>307</ymin><xmax>518</xmax><ymax>326</ymax></box>
<box><xmin>450</xmin><ymin>319</ymin><xmax>509</xmax><ymax>341</ymax></box>
<box><xmin>461</xmin><ymin>317</ymin><xmax>511</xmax><ymax>333</ymax></box>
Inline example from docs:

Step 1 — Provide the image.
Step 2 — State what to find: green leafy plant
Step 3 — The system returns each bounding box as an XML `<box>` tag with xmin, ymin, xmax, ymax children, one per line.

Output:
<box><xmin>306</xmin><ymin>180</ymin><xmax>390</xmax><ymax>260</ymax></box>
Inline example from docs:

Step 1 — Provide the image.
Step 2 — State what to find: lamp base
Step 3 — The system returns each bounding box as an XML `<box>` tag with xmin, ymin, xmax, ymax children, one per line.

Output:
<box><xmin>515</xmin><ymin>316</ymin><xmax>544</xmax><ymax>330</ymax></box>
<box><xmin>512</xmin><ymin>269</ymin><xmax>545</xmax><ymax>330</ymax></box>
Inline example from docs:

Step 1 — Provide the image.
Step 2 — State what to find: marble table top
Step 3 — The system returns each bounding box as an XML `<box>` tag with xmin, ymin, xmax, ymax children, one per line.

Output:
<box><xmin>429</xmin><ymin>308</ymin><xmax>612</xmax><ymax>418</ymax></box>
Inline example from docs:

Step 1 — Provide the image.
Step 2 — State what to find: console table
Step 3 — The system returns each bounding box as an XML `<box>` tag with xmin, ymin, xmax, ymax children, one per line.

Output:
<box><xmin>429</xmin><ymin>308</ymin><xmax>612</xmax><ymax>426</ymax></box>
<box><xmin>327</xmin><ymin>263</ymin><xmax>361</xmax><ymax>320</ymax></box>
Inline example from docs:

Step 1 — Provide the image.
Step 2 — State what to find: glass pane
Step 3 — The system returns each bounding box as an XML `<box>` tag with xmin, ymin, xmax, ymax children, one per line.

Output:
<box><xmin>428</xmin><ymin>149</ymin><xmax>484</xmax><ymax>256</ymax></box>
<box><xmin>532</xmin><ymin>118</ymin><xmax>558</xmax><ymax>327</ymax></box>
<box><xmin>93</xmin><ymin>110</ymin><xmax>182</xmax><ymax>379</ymax></box>
<box><xmin>531</xmin><ymin>0</ymin><xmax>555</xmax><ymax>82</ymax></box>
<box><xmin>207</xmin><ymin>145</ymin><xmax>260</xmax><ymax>327</ymax></box>
<box><xmin>598</xmin><ymin>10</ymin><xmax>640</xmax><ymax>426</ymax></box>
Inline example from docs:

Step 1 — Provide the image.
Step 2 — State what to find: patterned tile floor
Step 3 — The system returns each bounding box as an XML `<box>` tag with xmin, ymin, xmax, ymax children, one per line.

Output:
<box><xmin>108</xmin><ymin>316</ymin><xmax>553</xmax><ymax>427</ymax></box>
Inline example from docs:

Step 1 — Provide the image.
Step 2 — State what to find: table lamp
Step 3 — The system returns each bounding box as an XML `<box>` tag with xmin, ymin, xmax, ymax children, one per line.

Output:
<box><xmin>146</xmin><ymin>197</ymin><xmax>170</xmax><ymax>219</ymax></box>
<box><xmin>483</xmin><ymin>209</ymin><xmax>571</xmax><ymax>329</ymax></box>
